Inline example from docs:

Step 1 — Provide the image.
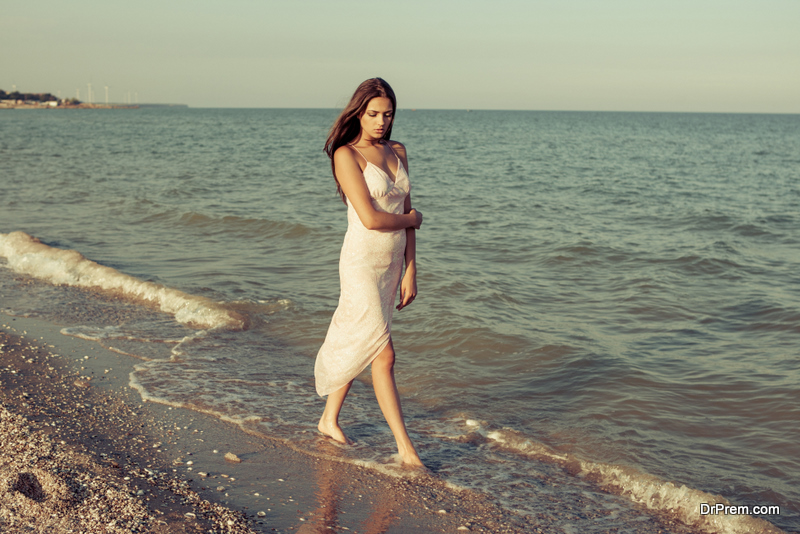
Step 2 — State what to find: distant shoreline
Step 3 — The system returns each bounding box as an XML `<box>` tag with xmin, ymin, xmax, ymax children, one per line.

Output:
<box><xmin>0</xmin><ymin>102</ymin><xmax>188</xmax><ymax>110</ymax></box>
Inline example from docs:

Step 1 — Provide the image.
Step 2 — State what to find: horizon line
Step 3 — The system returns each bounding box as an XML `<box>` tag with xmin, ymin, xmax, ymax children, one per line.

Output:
<box><xmin>178</xmin><ymin>106</ymin><xmax>800</xmax><ymax>115</ymax></box>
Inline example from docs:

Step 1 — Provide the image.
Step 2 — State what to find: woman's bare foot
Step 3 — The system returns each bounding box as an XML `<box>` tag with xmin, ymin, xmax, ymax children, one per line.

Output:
<box><xmin>402</xmin><ymin>456</ymin><xmax>426</xmax><ymax>469</ymax></box>
<box><xmin>318</xmin><ymin>418</ymin><xmax>351</xmax><ymax>445</ymax></box>
<box><xmin>398</xmin><ymin>446</ymin><xmax>426</xmax><ymax>469</ymax></box>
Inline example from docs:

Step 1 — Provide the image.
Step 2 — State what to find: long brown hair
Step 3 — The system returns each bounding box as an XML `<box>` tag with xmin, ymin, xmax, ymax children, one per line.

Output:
<box><xmin>324</xmin><ymin>78</ymin><xmax>397</xmax><ymax>203</ymax></box>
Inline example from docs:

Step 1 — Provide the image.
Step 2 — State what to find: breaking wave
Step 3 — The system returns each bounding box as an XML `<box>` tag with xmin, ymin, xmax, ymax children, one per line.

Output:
<box><xmin>485</xmin><ymin>427</ymin><xmax>785</xmax><ymax>534</ymax></box>
<box><xmin>0</xmin><ymin>231</ymin><xmax>246</xmax><ymax>330</ymax></box>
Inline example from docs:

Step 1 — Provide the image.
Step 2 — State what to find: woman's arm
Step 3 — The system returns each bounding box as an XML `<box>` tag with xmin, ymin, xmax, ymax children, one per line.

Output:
<box><xmin>334</xmin><ymin>146</ymin><xmax>421</xmax><ymax>231</ymax></box>
<box><xmin>397</xmin><ymin>193</ymin><xmax>418</xmax><ymax>310</ymax></box>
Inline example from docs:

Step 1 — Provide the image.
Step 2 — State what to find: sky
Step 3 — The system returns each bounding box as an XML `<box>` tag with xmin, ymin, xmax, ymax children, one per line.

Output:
<box><xmin>2</xmin><ymin>0</ymin><xmax>798</xmax><ymax>112</ymax></box>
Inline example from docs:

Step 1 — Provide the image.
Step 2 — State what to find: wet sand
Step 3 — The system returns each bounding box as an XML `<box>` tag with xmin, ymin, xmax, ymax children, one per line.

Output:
<box><xmin>0</xmin><ymin>316</ymin><xmax>693</xmax><ymax>533</ymax></box>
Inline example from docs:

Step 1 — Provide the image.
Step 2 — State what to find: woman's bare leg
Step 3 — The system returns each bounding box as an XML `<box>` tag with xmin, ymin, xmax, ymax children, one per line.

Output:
<box><xmin>318</xmin><ymin>380</ymin><xmax>353</xmax><ymax>444</ymax></box>
<box><xmin>372</xmin><ymin>340</ymin><xmax>424</xmax><ymax>467</ymax></box>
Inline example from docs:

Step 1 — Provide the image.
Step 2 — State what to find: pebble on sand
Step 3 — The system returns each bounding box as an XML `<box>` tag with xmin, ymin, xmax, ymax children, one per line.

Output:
<box><xmin>224</xmin><ymin>452</ymin><xmax>242</xmax><ymax>463</ymax></box>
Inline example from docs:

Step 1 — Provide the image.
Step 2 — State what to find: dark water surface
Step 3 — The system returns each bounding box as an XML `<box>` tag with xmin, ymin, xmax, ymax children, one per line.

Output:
<box><xmin>1</xmin><ymin>108</ymin><xmax>798</xmax><ymax>533</ymax></box>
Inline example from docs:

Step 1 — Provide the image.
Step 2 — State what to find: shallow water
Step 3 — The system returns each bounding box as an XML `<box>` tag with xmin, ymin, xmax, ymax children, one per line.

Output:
<box><xmin>1</xmin><ymin>108</ymin><xmax>798</xmax><ymax>532</ymax></box>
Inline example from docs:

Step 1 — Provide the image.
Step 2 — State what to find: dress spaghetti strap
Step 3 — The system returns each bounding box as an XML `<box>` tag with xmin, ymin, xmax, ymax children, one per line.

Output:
<box><xmin>384</xmin><ymin>141</ymin><xmax>400</xmax><ymax>163</ymax></box>
<box><xmin>349</xmin><ymin>144</ymin><xmax>368</xmax><ymax>166</ymax></box>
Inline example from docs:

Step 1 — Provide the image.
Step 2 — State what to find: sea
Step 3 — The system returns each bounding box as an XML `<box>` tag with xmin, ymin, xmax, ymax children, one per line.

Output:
<box><xmin>1</xmin><ymin>108</ymin><xmax>798</xmax><ymax>533</ymax></box>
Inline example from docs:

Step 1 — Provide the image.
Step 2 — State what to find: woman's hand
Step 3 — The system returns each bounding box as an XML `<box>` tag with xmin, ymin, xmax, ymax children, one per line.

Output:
<box><xmin>409</xmin><ymin>209</ymin><xmax>423</xmax><ymax>229</ymax></box>
<box><xmin>396</xmin><ymin>268</ymin><xmax>417</xmax><ymax>310</ymax></box>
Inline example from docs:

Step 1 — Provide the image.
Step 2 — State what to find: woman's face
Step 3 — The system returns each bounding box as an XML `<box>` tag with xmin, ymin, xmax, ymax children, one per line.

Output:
<box><xmin>359</xmin><ymin>97</ymin><xmax>393</xmax><ymax>140</ymax></box>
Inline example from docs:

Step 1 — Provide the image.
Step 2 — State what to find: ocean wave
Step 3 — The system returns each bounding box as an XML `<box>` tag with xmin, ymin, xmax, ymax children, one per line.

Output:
<box><xmin>176</xmin><ymin>212</ymin><xmax>312</xmax><ymax>239</ymax></box>
<box><xmin>0</xmin><ymin>231</ymin><xmax>246</xmax><ymax>331</ymax></box>
<box><xmin>485</xmin><ymin>427</ymin><xmax>785</xmax><ymax>534</ymax></box>
<box><xmin>647</xmin><ymin>254</ymin><xmax>744</xmax><ymax>277</ymax></box>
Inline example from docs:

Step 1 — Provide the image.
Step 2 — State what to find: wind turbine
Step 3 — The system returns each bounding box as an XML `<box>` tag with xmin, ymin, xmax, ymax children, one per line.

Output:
<box><xmin>105</xmin><ymin>86</ymin><xmax>109</xmax><ymax>105</ymax></box>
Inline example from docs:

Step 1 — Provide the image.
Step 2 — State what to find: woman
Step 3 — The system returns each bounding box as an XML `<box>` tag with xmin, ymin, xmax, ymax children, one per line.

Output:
<box><xmin>315</xmin><ymin>78</ymin><xmax>424</xmax><ymax>467</ymax></box>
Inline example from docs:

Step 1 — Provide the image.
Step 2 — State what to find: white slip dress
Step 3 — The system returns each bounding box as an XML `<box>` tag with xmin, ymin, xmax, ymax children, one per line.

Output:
<box><xmin>314</xmin><ymin>144</ymin><xmax>410</xmax><ymax>397</ymax></box>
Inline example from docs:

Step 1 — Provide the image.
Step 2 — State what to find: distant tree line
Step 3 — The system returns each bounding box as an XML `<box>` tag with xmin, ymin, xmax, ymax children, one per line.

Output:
<box><xmin>1</xmin><ymin>89</ymin><xmax>61</xmax><ymax>102</ymax></box>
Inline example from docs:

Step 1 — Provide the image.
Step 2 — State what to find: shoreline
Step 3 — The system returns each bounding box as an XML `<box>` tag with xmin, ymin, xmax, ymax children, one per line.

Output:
<box><xmin>0</xmin><ymin>103</ymin><xmax>139</xmax><ymax>110</ymax></box>
<box><xmin>0</xmin><ymin>103</ymin><xmax>187</xmax><ymax>110</ymax></box>
<box><xmin>0</xmin><ymin>315</ymin><xmax>570</xmax><ymax>533</ymax></box>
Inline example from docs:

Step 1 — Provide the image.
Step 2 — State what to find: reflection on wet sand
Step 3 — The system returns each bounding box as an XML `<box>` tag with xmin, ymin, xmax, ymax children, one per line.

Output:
<box><xmin>297</xmin><ymin>443</ymin><xmax>400</xmax><ymax>533</ymax></box>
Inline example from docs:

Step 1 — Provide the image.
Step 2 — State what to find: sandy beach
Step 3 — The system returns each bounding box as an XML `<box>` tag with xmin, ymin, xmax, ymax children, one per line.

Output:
<box><xmin>0</xmin><ymin>315</ymin><xmax>697</xmax><ymax>533</ymax></box>
<box><xmin>0</xmin><ymin>316</ymin><xmax>594</xmax><ymax>534</ymax></box>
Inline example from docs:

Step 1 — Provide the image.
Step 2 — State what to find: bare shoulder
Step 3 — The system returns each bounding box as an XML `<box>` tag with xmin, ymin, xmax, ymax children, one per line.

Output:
<box><xmin>334</xmin><ymin>145</ymin><xmax>366</xmax><ymax>172</ymax></box>
<box><xmin>387</xmin><ymin>140</ymin><xmax>409</xmax><ymax>169</ymax></box>
<box><xmin>387</xmin><ymin>140</ymin><xmax>407</xmax><ymax>157</ymax></box>
<box><xmin>333</xmin><ymin>144</ymin><xmax>358</xmax><ymax>164</ymax></box>
<box><xmin>332</xmin><ymin>145</ymin><xmax>366</xmax><ymax>183</ymax></box>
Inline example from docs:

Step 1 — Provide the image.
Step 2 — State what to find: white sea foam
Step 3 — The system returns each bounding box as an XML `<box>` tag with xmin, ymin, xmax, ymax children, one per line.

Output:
<box><xmin>486</xmin><ymin>429</ymin><xmax>785</xmax><ymax>534</ymax></box>
<box><xmin>0</xmin><ymin>231</ymin><xmax>246</xmax><ymax>330</ymax></box>
<box><xmin>61</xmin><ymin>325</ymin><xmax>163</xmax><ymax>344</ymax></box>
<box><xmin>128</xmin><ymin>366</ymin><xmax>262</xmax><ymax>427</ymax></box>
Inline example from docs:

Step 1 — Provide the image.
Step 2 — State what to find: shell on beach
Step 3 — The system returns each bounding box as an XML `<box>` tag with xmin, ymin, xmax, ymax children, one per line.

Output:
<box><xmin>224</xmin><ymin>452</ymin><xmax>242</xmax><ymax>463</ymax></box>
